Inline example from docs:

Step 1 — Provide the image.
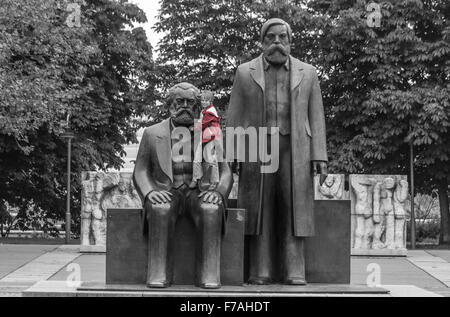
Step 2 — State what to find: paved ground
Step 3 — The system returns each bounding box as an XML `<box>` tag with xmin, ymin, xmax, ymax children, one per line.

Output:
<box><xmin>50</xmin><ymin>252</ymin><xmax>105</xmax><ymax>282</ymax></box>
<box><xmin>1</xmin><ymin>244</ymin><xmax>450</xmax><ymax>297</ymax></box>
<box><xmin>351</xmin><ymin>256</ymin><xmax>446</xmax><ymax>288</ymax></box>
<box><xmin>0</xmin><ymin>245</ymin><xmax>80</xmax><ymax>297</ymax></box>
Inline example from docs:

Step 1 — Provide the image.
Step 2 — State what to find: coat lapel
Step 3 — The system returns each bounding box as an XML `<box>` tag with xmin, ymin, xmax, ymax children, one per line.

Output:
<box><xmin>290</xmin><ymin>56</ymin><xmax>305</xmax><ymax>92</ymax></box>
<box><xmin>251</xmin><ymin>55</ymin><xmax>304</xmax><ymax>92</ymax></box>
<box><xmin>250</xmin><ymin>55</ymin><xmax>265</xmax><ymax>92</ymax></box>
<box><xmin>155</xmin><ymin>119</ymin><xmax>173</xmax><ymax>182</ymax></box>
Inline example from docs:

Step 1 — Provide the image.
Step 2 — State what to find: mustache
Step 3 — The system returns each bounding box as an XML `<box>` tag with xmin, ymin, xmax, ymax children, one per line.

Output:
<box><xmin>175</xmin><ymin>108</ymin><xmax>194</xmax><ymax>118</ymax></box>
<box><xmin>267</xmin><ymin>44</ymin><xmax>288</xmax><ymax>56</ymax></box>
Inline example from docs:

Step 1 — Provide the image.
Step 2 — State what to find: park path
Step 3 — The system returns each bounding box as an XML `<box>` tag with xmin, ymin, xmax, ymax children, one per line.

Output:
<box><xmin>0</xmin><ymin>245</ymin><xmax>80</xmax><ymax>296</ymax></box>
<box><xmin>406</xmin><ymin>250</ymin><xmax>450</xmax><ymax>295</ymax></box>
<box><xmin>0</xmin><ymin>244</ymin><xmax>58</xmax><ymax>279</ymax></box>
<box><xmin>1</xmin><ymin>244</ymin><xmax>450</xmax><ymax>296</ymax></box>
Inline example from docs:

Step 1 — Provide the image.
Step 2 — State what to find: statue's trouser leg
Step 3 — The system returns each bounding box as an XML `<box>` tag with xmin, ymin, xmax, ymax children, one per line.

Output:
<box><xmin>276</xmin><ymin>134</ymin><xmax>305</xmax><ymax>282</ymax></box>
<box><xmin>248</xmin><ymin>164</ymin><xmax>276</xmax><ymax>283</ymax></box>
<box><xmin>187</xmin><ymin>189</ymin><xmax>223</xmax><ymax>287</ymax></box>
<box><xmin>145</xmin><ymin>192</ymin><xmax>180</xmax><ymax>287</ymax></box>
<box><xmin>192</xmin><ymin>162</ymin><xmax>203</xmax><ymax>182</ymax></box>
<box><xmin>248</xmin><ymin>134</ymin><xmax>305</xmax><ymax>283</ymax></box>
<box><xmin>206</xmin><ymin>140</ymin><xmax>221</xmax><ymax>185</ymax></box>
<box><xmin>210</xmin><ymin>161</ymin><xmax>220</xmax><ymax>185</ymax></box>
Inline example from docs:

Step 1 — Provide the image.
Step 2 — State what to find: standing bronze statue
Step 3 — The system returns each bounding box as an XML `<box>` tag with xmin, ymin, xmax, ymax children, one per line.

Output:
<box><xmin>227</xmin><ymin>18</ymin><xmax>328</xmax><ymax>285</ymax></box>
<box><xmin>133</xmin><ymin>83</ymin><xmax>233</xmax><ymax>289</ymax></box>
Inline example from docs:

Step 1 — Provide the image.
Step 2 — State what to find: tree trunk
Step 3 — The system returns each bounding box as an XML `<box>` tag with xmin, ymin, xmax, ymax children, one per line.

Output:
<box><xmin>437</xmin><ymin>179</ymin><xmax>450</xmax><ymax>245</ymax></box>
<box><xmin>0</xmin><ymin>201</ymin><xmax>4</xmax><ymax>237</ymax></box>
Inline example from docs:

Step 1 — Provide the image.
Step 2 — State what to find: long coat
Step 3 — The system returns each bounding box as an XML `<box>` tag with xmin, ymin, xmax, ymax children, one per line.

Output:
<box><xmin>226</xmin><ymin>55</ymin><xmax>328</xmax><ymax>237</ymax></box>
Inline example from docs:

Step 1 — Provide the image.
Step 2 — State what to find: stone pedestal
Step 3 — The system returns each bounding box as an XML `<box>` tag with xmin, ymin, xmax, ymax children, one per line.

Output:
<box><xmin>305</xmin><ymin>200</ymin><xmax>351</xmax><ymax>284</ymax></box>
<box><xmin>106</xmin><ymin>199</ymin><xmax>351</xmax><ymax>285</ymax></box>
<box><xmin>106</xmin><ymin>208</ymin><xmax>245</xmax><ymax>286</ymax></box>
<box><xmin>75</xmin><ymin>283</ymin><xmax>389</xmax><ymax>297</ymax></box>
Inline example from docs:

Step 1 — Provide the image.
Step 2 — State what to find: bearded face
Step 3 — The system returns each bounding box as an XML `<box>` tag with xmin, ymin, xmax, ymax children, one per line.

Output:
<box><xmin>168</xmin><ymin>86</ymin><xmax>199</xmax><ymax>127</ymax></box>
<box><xmin>262</xmin><ymin>24</ymin><xmax>291</xmax><ymax>66</ymax></box>
<box><xmin>324</xmin><ymin>175</ymin><xmax>335</xmax><ymax>187</ymax></box>
<box><xmin>383</xmin><ymin>177</ymin><xmax>396</xmax><ymax>189</ymax></box>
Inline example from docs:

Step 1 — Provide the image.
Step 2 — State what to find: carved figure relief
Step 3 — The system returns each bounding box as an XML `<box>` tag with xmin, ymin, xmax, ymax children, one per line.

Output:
<box><xmin>314</xmin><ymin>174</ymin><xmax>347</xmax><ymax>200</ymax></box>
<box><xmin>81</xmin><ymin>172</ymin><xmax>142</xmax><ymax>247</ymax></box>
<box><xmin>350</xmin><ymin>175</ymin><xmax>409</xmax><ymax>252</ymax></box>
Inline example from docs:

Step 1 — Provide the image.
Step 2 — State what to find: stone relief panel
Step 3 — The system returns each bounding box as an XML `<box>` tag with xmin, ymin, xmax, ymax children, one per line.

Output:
<box><xmin>81</xmin><ymin>172</ymin><xmax>142</xmax><ymax>247</ymax></box>
<box><xmin>314</xmin><ymin>174</ymin><xmax>349</xmax><ymax>200</ymax></box>
<box><xmin>350</xmin><ymin>175</ymin><xmax>409</xmax><ymax>253</ymax></box>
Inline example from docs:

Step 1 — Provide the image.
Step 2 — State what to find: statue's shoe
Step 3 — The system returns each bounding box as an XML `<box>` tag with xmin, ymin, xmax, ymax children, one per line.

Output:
<box><xmin>248</xmin><ymin>277</ymin><xmax>272</xmax><ymax>285</ymax></box>
<box><xmin>189</xmin><ymin>180</ymin><xmax>198</xmax><ymax>189</ymax></box>
<box><xmin>146</xmin><ymin>281</ymin><xmax>170</xmax><ymax>288</ymax></box>
<box><xmin>284</xmin><ymin>277</ymin><xmax>307</xmax><ymax>286</ymax></box>
<box><xmin>199</xmin><ymin>283</ymin><xmax>221</xmax><ymax>289</ymax></box>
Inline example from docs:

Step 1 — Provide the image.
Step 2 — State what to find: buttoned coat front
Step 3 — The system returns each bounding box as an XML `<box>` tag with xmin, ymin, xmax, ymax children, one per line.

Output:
<box><xmin>226</xmin><ymin>55</ymin><xmax>328</xmax><ymax>237</ymax></box>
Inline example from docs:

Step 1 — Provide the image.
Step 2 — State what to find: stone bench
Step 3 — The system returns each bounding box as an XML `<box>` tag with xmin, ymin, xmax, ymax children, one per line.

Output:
<box><xmin>106</xmin><ymin>208</ymin><xmax>245</xmax><ymax>286</ymax></box>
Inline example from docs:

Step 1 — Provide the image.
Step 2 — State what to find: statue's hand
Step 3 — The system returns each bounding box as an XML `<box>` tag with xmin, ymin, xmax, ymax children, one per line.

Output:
<box><xmin>312</xmin><ymin>161</ymin><xmax>328</xmax><ymax>186</ymax></box>
<box><xmin>198</xmin><ymin>190</ymin><xmax>222</xmax><ymax>205</ymax></box>
<box><xmin>146</xmin><ymin>190</ymin><xmax>173</xmax><ymax>205</ymax></box>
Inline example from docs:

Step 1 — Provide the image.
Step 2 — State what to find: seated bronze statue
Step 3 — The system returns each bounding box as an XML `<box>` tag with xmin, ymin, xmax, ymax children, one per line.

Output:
<box><xmin>133</xmin><ymin>83</ymin><xmax>233</xmax><ymax>289</ymax></box>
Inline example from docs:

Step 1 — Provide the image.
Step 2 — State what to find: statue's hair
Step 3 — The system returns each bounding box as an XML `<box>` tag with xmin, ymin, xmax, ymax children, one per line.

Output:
<box><xmin>166</xmin><ymin>82</ymin><xmax>200</xmax><ymax>107</ymax></box>
<box><xmin>201</xmin><ymin>90</ymin><xmax>215</xmax><ymax>102</ymax></box>
<box><xmin>260</xmin><ymin>18</ymin><xmax>292</xmax><ymax>43</ymax></box>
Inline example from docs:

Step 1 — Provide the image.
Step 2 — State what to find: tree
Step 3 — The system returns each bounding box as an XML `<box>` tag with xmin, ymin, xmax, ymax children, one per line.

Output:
<box><xmin>306</xmin><ymin>0</ymin><xmax>450</xmax><ymax>243</ymax></box>
<box><xmin>153</xmin><ymin>0</ymin><xmax>346</xmax><ymax>116</ymax></box>
<box><xmin>154</xmin><ymin>0</ymin><xmax>450</xmax><ymax>243</ymax></box>
<box><xmin>0</xmin><ymin>0</ymin><xmax>156</xmax><ymax>234</ymax></box>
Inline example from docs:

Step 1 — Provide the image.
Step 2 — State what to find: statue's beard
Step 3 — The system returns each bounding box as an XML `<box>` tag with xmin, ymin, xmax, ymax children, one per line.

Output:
<box><xmin>172</xmin><ymin>109</ymin><xmax>194</xmax><ymax>126</ymax></box>
<box><xmin>264</xmin><ymin>44</ymin><xmax>290</xmax><ymax>65</ymax></box>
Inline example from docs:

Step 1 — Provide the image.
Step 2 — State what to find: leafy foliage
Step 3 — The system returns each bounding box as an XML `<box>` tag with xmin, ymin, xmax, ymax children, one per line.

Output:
<box><xmin>154</xmin><ymin>0</ymin><xmax>266</xmax><ymax>119</ymax></box>
<box><xmin>154</xmin><ymin>0</ymin><xmax>450</xmax><ymax>240</ymax></box>
<box><xmin>0</xmin><ymin>0</ymin><xmax>155</xmax><ymax>233</ymax></box>
<box><xmin>312</xmin><ymin>0</ymin><xmax>450</xmax><ymax>184</ymax></box>
<box><xmin>155</xmin><ymin>0</ymin><xmax>449</xmax><ymax>181</ymax></box>
<box><xmin>414</xmin><ymin>191</ymin><xmax>440</xmax><ymax>222</ymax></box>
